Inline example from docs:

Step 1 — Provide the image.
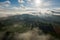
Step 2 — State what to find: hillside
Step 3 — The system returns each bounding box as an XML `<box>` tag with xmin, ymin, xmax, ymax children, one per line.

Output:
<box><xmin>0</xmin><ymin>14</ymin><xmax>60</xmax><ymax>40</ymax></box>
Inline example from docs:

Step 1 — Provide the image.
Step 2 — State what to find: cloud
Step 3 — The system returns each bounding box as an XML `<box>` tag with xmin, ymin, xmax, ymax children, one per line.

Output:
<box><xmin>4</xmin><ymin>1</ymin><xmax>10</xmax><ymax>7</ymax></box>
<box><xmin>18</xmin><ymin>0</ymin><xmax>24</xmax><ymax>3</ymax></box>
<box><xmin>0</xmin><ymin>0</ymin><xmax>10</xmax><ymax>7</ymax></box>
<box><xmin>27</xmin><ymin>0</ymin><xmax>32</xmax><ymax>2</ymax></box>
<box><xmin>18</xmin><ymin>0</ymin><xmax>25</xmax><ymax>9</ymax></box>
<box><xmin>11</xmin><ymin>7</ymin><xmax>19</xmax><ymax>10</ymax></box>
<box><xmin>43</xmin><ymin>1</ymin><xmax>51</xmax><ymax>7</ymax></box>
<box><xmin>34</xmin><ymin>0</ymin><xmax>52</xmax><ymax>8</ymax></box>
<box><xmin>17</xmin><ymin>0</ymin><xmax>53</xmax><ymax>9</ymax></box>
<box><xmin>51</xmin><ymin>8</ymin><xmax>60</xmax><ymax>12</ymax></box>
<box><xmin>11</xmin><ymin>6</ymin><xmax>39</xmax><ymax>11</ymax></box>
<box><xmin>27</xmin><ymin>0</ymin><xmax>33</xmax><ymax>3</ymax></box>
<box><xmin>1</xmin><ymin>0</ymin><xmax>59</xmax><ymax>14</ymax></box>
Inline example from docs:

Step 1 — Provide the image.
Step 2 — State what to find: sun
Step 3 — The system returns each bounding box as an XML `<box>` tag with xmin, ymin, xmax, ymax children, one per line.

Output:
<box><xmin>34</xmin><ymin>0</ymin><xmax>42</xmax><ymax>7</ymax></box>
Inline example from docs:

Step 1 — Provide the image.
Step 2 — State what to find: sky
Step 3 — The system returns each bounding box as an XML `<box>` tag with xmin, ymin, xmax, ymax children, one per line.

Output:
<box><xmin>0</xmin><ymin>0</ymin><xmax>60</xmax><ymax>14</ymax></box>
